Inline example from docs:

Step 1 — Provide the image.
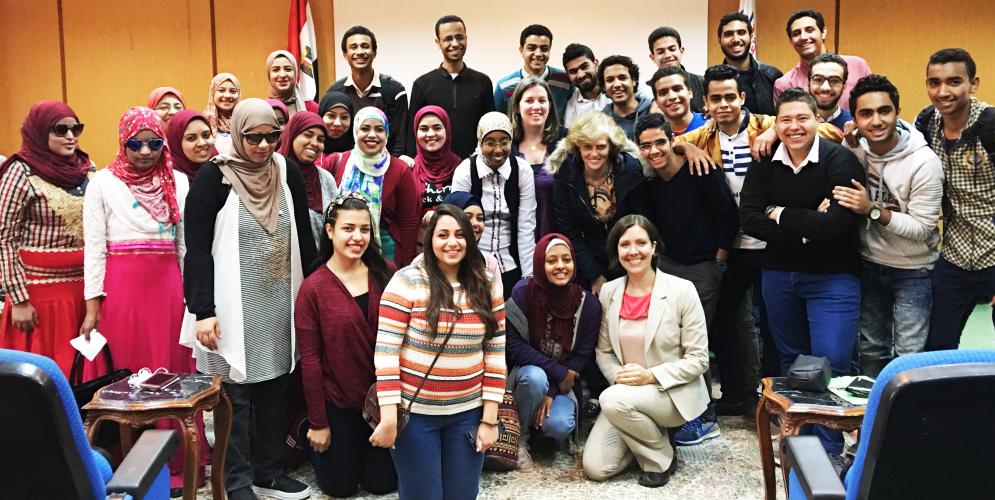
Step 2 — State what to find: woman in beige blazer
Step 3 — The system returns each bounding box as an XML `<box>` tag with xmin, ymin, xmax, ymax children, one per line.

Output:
<box><xmin>582</xmin><ymin>214</ymin><xmax>710</xmax><ymax>488</ymax></box>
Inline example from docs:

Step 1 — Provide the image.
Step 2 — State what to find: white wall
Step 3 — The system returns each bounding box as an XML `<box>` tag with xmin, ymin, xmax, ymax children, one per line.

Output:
<box><xmin>332</xmin><ymin>0</ymin><xmax>708</xmax><ymax>92</ymax></box>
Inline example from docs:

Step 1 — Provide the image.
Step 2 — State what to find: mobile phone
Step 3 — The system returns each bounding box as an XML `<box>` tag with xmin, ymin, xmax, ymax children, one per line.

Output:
<box><xmin>845</xmin><ymin>377</ymin><xmax>874</xmax><ymax>397</ymax></box>
<box><xmin>139</xmin><ymin>372</ymin><xmax>179</xmax><ymax>390</ymax></box>
<box><xmin>466</xmin><ymin>431</ymin><xmax>476</xmax><ymax>447</ymax></box>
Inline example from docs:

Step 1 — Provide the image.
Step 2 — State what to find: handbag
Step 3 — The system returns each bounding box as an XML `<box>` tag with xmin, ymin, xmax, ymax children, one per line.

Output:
<box><xmin>483</xmin><ymin>390</ymin><xmax>521</xmax><ymax>471</ymax></box>
<box><xmin>363</xmin><ymin>312</ymin><xmax>461</xmax><ymax>434</ymax></box>
<box><xmin>786</xmin><ymin>354</ymin><xmax>832</xmax><ymax>393</ymax></box>
<box><xmin>69</xmin><ymin>345</ymin><xmax>132</xmax><ymax>415</ymax></box>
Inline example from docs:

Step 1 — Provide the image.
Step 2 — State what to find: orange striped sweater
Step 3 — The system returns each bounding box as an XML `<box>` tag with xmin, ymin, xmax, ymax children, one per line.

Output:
<box><xmin>374</xmin><ymin>263</ymin><xmax>506</xmax><ymax>415</ymax></box>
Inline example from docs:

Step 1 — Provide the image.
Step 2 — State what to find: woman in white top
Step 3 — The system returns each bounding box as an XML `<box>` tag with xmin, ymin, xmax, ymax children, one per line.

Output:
<box><xmin>582</xmin><ymin>214</ymin><xmax>710</xmax><ymax>489</ymax></box>
<box><xmin>451</xmin><ymin>111</ymin><xmax>537</xmax><ymax>298</ymax></box>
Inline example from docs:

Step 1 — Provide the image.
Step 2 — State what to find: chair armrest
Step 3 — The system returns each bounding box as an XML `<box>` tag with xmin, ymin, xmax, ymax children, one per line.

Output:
<box><xmin>105</xmin><ymin>430</ymin><xmax>179</xmax><ymax>498</ymax></box>
<box><xmin>784</xmin><ymin>435</ymin><xmax>847</xmax><ymax>500</ymax></box>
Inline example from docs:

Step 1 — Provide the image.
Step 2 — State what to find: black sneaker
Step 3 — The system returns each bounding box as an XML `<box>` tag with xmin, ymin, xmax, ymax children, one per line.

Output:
<box><xmin>581</xmin><ymin>400</ymin><xmax>601</xmax><ymax>421</ymax></box>
<box><xmin>714</xmin><ymin>397</ymin><xmax>745</xmax><ymax>416</ymax></box>
<box><xmin>252</xmin><ymin>475</ymin><xmax>311</xmax><ymax>500</ymax></box>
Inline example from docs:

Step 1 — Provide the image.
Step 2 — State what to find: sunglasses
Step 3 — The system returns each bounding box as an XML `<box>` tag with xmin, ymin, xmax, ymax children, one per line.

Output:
<box><xmin>50</xmin><ymin>123</ymin><xmax>85</xmax><ymax>137</ymax></box>
<box><xmin>124</xmin><ymin>138</ymin><xmax>165</xmax><ymax>152</ymax></box>
<box><xmin>243</xmin><ymin>130</ymin><xmax>282</xmax><ymax>146</ymax></box>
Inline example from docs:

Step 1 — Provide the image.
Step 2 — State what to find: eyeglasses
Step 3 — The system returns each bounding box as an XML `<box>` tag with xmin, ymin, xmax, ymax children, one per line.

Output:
<box><xmin>124</xmin><ymin>138</ymin><xmax>165</xmax><ymax>152</ymax></box>
<box><xmin>810</xmin><ymin>75</ymin><xmax>845</xmax><ymax>87</ymax></box>
<box><xmin>243</xmin><ymin>130</ymin><xmax>282</xmax><ymax>146</ymax></box>
<box><xmin>482</xmin><ymin>138</ymin><xmax>512</xmax><ymax>148</ymax></box>
<box><xmin>50</xmin><ymin>123</ymin><xmax>85</xmax><ymax>137</ymax></box>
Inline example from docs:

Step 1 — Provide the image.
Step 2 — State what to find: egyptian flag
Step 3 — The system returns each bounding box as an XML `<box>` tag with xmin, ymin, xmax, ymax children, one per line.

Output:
<box><xmin>288</xmin><ymin>0</ymin><xmax>318</xmax><ymax>99</ymax></box>
<box><xmin>739</xmin><ymin>0</ymin><xmax>757</xmax><ymax>56</ymax></box>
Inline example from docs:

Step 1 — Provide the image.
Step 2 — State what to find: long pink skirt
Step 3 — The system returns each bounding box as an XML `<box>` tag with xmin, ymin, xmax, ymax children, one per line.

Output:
<box><xmin>84</xmin><ymin>241</ymin><xmax>205</xmax><ymax>489</ymax></box>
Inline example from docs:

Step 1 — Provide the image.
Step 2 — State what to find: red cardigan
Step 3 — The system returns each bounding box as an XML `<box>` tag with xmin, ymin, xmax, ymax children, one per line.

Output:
<box><xmin>295</xmin><ymin>265</ymin><xmax>387</xmax><ymax>428</ymax></box>
<box><xmin>323</xmin><ymin>151</ymin><xmax>420</xmax><ymax>267</ymax></box>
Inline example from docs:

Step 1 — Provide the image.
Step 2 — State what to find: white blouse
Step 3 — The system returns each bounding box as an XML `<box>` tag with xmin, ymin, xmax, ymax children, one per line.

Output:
<box><xmin>82</xmin><ymin>169</ymin><xmax>189</xmax><ymax>300</ymax></box>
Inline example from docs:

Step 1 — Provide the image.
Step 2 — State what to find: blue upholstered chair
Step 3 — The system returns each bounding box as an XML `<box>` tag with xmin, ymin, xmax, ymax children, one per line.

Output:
<box><xmin>784</xmin><ymin>349</ymin><xmax>995</xmax><ymax>500</ymax></box>
<box><xmin>0</xmin><ymin>349</ymin><xmax>179</xmax><ymax>499</ymax></box>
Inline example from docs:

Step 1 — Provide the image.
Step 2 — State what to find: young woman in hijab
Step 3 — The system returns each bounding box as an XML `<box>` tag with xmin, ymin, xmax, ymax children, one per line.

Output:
<box><xmin>266</xmin><ymin>99</ymin><xmax>290</xmax><ymax>127</ymax></box>
<box><xmin>509</xmin><ymin>77</ymin><xmax>567</xmax><ymax>238</ymax></box>
<box><xmin>0</xmin><ymin>101</ymin><xmax>93</xmax><ymax>375</ymax></box>
<box><xmin>451</xmin><ymin>111</ymin><xmax>538</xmax><ymax>298</ymax></box>
<box><xmin>296</xmin><ymin>193</ymin><xmax>397</xmax><ymax>497</ymax></box>
<box><xmin>183</xmin><ymin>98</ymin><xmax>316</xmax><ymax>500</ymax></box>
<box><xmin>80</xmin><ymin>107</ymin><xmax>202</xmax><ymax>493</ymax></box>
<box><xmin>317</xmin><ymin>90</ymin><xmax>354</xmax><ymax>157</ymax></box>
<box><xmin>278</xmin><ymin>111</ymin><xmax>338</xmax><ymax>246</ymax></box>
<box><xmin>148</xmin><ymin>86</ymin><xmax>186</xmax><ymax>126</ymax></box>
<box><xmin>165</xmin><ymin>109</ymin><xmax>217</xmax><ymax>182</ymax></box>
<box><xmin>505</xmin><ymin>233</ymin><xmax>601</xmax><ymax>450</ymax></box>
<box><xmin>266</xmin><ymin>50</ymin><xmax>318</xmax><ymax>118</ymax></box>
<box><xmin>203</xmin><ymin>72</ymin><xmax>241</xmax><ymax>155</ymax></box>
<box><xmin>411</xmin><ymin>105</ymin><xmax>461</xmax><ymax>251</ymax></box>
<box><xmin>327</xmin><ymin>107</ymin><xmax>419</xmax><ymax>267</ymax></box>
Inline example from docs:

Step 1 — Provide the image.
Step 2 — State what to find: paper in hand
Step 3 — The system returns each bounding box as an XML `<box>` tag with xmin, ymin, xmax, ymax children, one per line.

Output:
<box><xmin>70</xmin><ymin>330</ymin><xmax>107</xmax><ymax>361</ymax></box>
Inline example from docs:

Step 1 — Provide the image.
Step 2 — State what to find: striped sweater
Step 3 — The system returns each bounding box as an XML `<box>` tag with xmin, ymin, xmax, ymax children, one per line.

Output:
<box><xmin>375</xmin><ymin>263</ymin><xmax>506</xmax><ymax>415</ymax></box>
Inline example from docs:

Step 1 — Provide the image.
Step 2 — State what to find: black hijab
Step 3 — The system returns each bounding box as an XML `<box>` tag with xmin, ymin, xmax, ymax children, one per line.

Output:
<box><xmin>318</xmin><ymin>90</ymin><xmax>355</xmax><ymax>154</ymax></box>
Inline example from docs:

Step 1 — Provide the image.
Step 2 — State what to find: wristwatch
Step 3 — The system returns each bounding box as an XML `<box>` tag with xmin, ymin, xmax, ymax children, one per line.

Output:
<box><xmin>869</xmin><ymin>203</ymin><xmax>882</xmax><ymax>221</ymax></box>
<box><xmin>714</xmin><ymin>260</ymin><xmax>728</xmax><ymax>273</ymax></box>
<box><xmin>765</xmin><ymin>205</ymin><xmax>777</xmax><ymax>218</ymax></box>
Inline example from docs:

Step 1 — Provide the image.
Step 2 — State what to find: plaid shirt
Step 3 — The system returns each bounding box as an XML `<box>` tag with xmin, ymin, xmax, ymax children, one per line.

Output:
<box><xmin>918</xmin><ymin>99</ymin><xmax>995</xmax><ymax>270</ymax></box>
<box><xmin>0</xmin><ymin>160</ymin><xmax>88</xmax><ymax>303</ymax></box>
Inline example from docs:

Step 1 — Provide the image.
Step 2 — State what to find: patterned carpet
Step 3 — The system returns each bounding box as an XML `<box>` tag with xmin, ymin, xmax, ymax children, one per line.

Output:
<box><xmin>196</xmin><ymin>413</ymin><xmax>784</xmax><ymax>500</ymax></box>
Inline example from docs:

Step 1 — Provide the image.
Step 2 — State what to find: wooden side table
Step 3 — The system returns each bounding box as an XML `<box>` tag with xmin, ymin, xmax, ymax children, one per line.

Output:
<box><xmin>83</xmin><ymin>374</ymin><xmax>232</xmax><ymax>500</ymax></box>
<box><xmin>755</xmin><ymin>377</ymin><xmax>865</xmax><ymax>500</ymax></box>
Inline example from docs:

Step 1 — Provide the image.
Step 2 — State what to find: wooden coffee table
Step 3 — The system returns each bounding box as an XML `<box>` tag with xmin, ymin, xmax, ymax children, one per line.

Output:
<box><xmin>83</xmin><ymin>374</ymin><xmax>231</xmax><ymax>500</ymax></box>
<box><xmin>756</xmin><ymin>377</ymin><xmax>865</xmax><ymax>500</ymax></box>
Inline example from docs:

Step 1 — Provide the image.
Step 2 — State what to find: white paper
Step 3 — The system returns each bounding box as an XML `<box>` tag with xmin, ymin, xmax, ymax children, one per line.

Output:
<box><xmin>69</xmin><ymin>330</ymin><xmax>107</xmax><ymax>361</ymax></box>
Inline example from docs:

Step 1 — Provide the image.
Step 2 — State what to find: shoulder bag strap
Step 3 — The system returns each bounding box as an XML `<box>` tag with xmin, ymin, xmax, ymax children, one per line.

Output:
<box><xmin>406</xmin><ymin>308</ymin><xmax>462</xmax><ymax>413</ymax></box>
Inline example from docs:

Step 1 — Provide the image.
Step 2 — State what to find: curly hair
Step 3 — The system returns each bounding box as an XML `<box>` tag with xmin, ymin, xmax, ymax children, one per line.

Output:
<box><xmin>545</xmin><ymin>111</ymin><xmax>631</xmax><ymax>174</ymax></box>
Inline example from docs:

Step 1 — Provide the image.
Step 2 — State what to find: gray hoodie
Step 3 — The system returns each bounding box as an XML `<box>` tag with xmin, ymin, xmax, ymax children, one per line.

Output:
<box><xmin>845</xmin><ymin>120</ymin><xmax>944</xmax><ymax>269</ymax></box>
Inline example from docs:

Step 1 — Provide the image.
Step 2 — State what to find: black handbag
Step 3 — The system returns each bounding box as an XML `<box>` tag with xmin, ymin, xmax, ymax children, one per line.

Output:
<box><xmin>786</xmin><ymin>355</ymin><xmax>832</xmax><ymax>393</ymax></box>
<box><xmin>69</xmin><ymin>346</ymin><xmax>132</xmax><ymax>416</ymax></box>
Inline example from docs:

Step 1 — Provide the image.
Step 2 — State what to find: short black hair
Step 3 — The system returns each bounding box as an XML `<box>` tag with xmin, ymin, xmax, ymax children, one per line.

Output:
<box><xmin>849</xmin><ymin>74</ymin><xmax>901</xmax><ymax>116</ymax></box>
<box><xmin>785</xmin><ymin>9</ymin><xmax>825</xmax><ymax>35</ymax></box>
<box><xmin>520</xmin><ymin>24</ymin><xmax>553</xmax><ymax>47</ymax></box>
<box><xmin>562</xmin><ymin>43</ymin><xmax>596</xmax><ymax>68</ymax></box>
<box><xmin>607</xmin><ymin>214</ymin><xmax>663</xmax><ymax>272</ymax></box>
<box><xmin>647</xmin><ymin>66</ymin><xmax>689</xmax><ymax>93</ymax></box>
<box><xmin>776</xmin><ymin>87</ymin><xmax>818</xmax><ymax>115</ymax></box>
<box><xmin>810</xmin><ymin>52</ymin><xmax>849</xmax><ymax>83</ymax></box>
<box><xmin>703</xmin><ymin>64</ymin><xmax>741</xmax><ymax>94</ymax></box>
<box><xmin>341</xmin><ymin>25</ymin><xmax>377</xmax><ymax>52</ymax></box>
<box><xmin>717</xmin><ymin>12</ymin><xmax>753</xmax><ymax>37</ymax></box>
<box><xmin>648</xmin><ymin>26</ymin><xmax>683</xmax><ymax>51</ymax></box>
<box><xmin>598</xmin><ymin>55</ymin><xmax>639</xmax><ymax>91</ymax></box>
<box><xmin>635</xmin><ymin>113</ymin><xmax>673</xmax><ymax>144</ymax></box>
<box><xmin>928</xmin><ymin>48</ymin><xmax>977</xmax><ymax>80</ymax></box>
<box><xmin>434</xmin><ymin>15</ymin><xmax>465</xmax><ymax>39</ymax></box>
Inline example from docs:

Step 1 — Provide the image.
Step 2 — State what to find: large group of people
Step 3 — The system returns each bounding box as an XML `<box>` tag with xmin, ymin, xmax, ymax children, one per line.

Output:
<box><xmin>0</xmin><ymin>7</ymin><xmax>991</xmax><ymax>500</ymax></box>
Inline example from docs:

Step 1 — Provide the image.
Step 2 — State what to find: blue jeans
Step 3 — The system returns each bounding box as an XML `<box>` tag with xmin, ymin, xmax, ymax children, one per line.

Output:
<box><xmin>762</xmin><ymin>270</ymin><xmax>860</xmax><ymax>454</ymax></box>
<box><xmin>390</xmin><ymin>407</ymin><xmax>484</xmax><ymax>500</ymax></box>
<box><xmin>514</xmin><ymin>365</ymin><xmax>576</xmax><ymax>440</ymax></box>
<box><xmin>927</xmin><ymin>255</ymin><xmax>995</xmax><ymax>350</ymax></box>
<box><xmin>859</xmin><ymin>261</ymin><xmax>932</xmax><ymax>376</ymax></box>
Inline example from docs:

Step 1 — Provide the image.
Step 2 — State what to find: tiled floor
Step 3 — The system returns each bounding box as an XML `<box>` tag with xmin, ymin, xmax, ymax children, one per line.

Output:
<box><xmin>196</xmin><ymin>414</ymin><xmax>783</xmax><ymax>500</ymax></box>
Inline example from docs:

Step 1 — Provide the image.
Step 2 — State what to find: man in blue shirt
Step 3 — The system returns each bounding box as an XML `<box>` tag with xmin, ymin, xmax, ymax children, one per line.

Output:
<box><xmin>493</xmin><ymin>24</ymin><xmax>572</xmax><ymax>117</ymax></box>
<box><xmin>648</xmin><ymin>66</ymin><xmax>708</xmax><ymax>136</ymax></box>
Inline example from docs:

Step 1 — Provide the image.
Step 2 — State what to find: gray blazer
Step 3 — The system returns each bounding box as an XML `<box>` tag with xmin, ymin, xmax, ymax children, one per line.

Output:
<box><xmin>596</xmin><ymin>269</ymin><xmax>710</xmax><ymax>421</ymax></box>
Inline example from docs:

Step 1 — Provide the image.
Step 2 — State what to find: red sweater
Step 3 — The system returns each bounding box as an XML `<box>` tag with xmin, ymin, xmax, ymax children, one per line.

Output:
<box><xmin>323</xmin><ymin>151</ymin><xmax>421</xmax><ymax>267</ymax></box>
<box><xmin>295</xmin><ymin>265</ymin><xmax>387</xmax><ymax>429</ymax></box>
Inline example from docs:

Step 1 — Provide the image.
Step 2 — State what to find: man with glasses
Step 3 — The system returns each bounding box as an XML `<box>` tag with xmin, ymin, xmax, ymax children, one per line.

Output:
<box><xmin>406</xmin><ymin>15</ymin><xmax>495</xmax><ymax>159</ymax></box>
<box><xmin>807</xmin><ymin>53</ymin><xmax>852</xmax><ymax>133</ymax></box>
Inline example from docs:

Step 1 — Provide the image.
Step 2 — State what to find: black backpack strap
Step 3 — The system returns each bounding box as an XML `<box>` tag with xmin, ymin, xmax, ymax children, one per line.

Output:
<box><xmin>505</xmin><ymin>157</ymin><xmax>522</xmax><ymax>269</ymax></box>
<box><xmin>976</xmin><ymin>107</ymin><xmax>995</xmax><ymax>159</ymax></box>
<box><xmin>469</xmin><ymin>156</ymin><xmax>483</xmax><ymax>198</ymax></box>
<box><xmin>914</xmin><ymin>106</ymin><xmax>936</xmax><ymax>138</ymax></box>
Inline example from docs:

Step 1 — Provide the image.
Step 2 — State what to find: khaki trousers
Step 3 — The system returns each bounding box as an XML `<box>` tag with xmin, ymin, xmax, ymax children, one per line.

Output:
<box><xmin>582</xmin><ymin>383</ymin><xmax>686</xmax><ymax>480</ymax></box>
